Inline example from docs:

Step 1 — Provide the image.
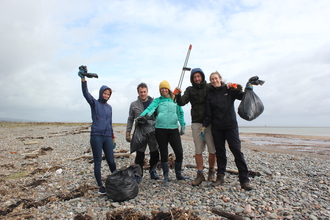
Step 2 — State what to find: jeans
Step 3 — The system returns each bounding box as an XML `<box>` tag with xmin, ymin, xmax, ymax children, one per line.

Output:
<box><xmin>90</xmin><ymin>135</ymin><xmax>116</xmax><ymax>186</ymax></box>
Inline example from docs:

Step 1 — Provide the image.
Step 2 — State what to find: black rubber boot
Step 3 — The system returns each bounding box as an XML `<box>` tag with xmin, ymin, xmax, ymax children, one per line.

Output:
<box><xmin>149</xmin><ymin>150</ymin><xmax>160</xmax><ymax>180</ymax></box>
<box><xmin>135</xmin><ymin>151</ymin><xmax>145</xmax><ymax>183</ymax></box>
<box><xmin>161</xmin><ymin>162</ymin><xmax>169</xmax><ymax>184</ymax></box>
<box><xmin>175</xmin><ymin>161</ymin><xmax>189</xmax><ymax>180</ymax></box>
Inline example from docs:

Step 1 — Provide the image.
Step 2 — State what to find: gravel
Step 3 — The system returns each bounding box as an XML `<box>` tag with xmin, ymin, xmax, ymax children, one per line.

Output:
<box><xmin>0</xmin><ymin>123</ymin><xmax>329</xmax><ymax>219</ymax></box>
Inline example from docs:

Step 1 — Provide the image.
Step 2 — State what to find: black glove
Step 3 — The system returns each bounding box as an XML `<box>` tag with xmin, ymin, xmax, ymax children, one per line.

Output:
<box><xmin>78</xmin><ymin>65</ymin><xmax>87</xmax><ymax>78</ymax></box>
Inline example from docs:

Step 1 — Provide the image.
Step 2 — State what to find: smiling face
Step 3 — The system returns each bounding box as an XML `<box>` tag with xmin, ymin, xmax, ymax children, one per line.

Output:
<box><xmin>138</xmin><ymin>87</ymin><xmax>148</xmax><ymax>102</ymax></box>
<box><xmin>210</xmin><ymin>72</ymin><xmax>222</xmax><ymax>87</ymax></box>
<box><xmin>160</xmin><ymin>88</ymin><xmax>169</xmax><ymax>97</ymax></box>
<box><xmin>193</xmin><ymin>72</ymin><xmax>203</xmax><ymax>84</ymax></box>
<box><xmin>102</xmin><ymin>89</ymin><xmax>111</xmax><ymax>100</ymax></box>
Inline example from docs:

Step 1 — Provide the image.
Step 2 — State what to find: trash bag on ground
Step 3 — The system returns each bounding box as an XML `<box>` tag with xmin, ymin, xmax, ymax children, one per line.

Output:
<box><xmin>105</xmin><ymin>164</ymin><xmax>142</xmax><ymax>202</ymax></box>
<box><xmin>238</xmin><ymin>76</ymin><xmax>265</xmax><ymax>121</ymax></box>
<box><xmin>130</xmin><ymin>115</ymin><xmax>155</xmax><ymax>153</ymax></box>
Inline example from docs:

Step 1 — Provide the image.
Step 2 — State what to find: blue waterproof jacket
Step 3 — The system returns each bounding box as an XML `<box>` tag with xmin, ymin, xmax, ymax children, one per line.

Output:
<box><xmin>82</xmin><ymin>81</ymin><xmax>114</xmax><ymax>137</ymax></box>
<box><xmin>140</xmin><ymin>95</ymin><xmax>185</xmax><ymax>129</ymax></box>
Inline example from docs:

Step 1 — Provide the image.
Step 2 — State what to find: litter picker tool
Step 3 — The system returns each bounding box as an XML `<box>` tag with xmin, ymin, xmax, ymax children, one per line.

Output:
<box><xmin>174</xmin><ymin>44</ymin><xmax>192</xmax><ymax>97</ymax></box>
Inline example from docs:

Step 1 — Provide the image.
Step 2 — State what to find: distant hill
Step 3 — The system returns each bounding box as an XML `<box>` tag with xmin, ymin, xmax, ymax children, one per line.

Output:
<box><xmin>0</xmin><ymin>118</ymin><xmax>35</xmax><ymax>122</ymax></box>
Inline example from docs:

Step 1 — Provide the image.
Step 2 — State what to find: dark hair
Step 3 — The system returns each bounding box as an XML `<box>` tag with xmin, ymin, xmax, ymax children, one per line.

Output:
<box><xmin>137</xmin><ymin>82</ymin><xmax>148</xmax><ymax>92</ymax></box>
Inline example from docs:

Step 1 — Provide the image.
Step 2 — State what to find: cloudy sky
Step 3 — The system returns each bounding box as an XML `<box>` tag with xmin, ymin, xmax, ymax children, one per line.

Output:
<box><xmin>1</xmin><ymin>0</ymin><xmax>329</xmax><ymax>127</ymax></box>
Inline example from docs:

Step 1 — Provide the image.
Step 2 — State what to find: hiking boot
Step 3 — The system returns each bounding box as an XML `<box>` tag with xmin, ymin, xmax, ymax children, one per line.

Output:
<box><xmin>150</xmin><ymin>170</ymin><xmax>159</xmax><ymax>180</ymax></box>
<box><xmin>207</xmin><ymin>168</ymin><xmax>216</xmax><ymax>182</ymax></box>
<box><xmin>212</xmin><ymin>173</ymin><xmax>225</xmax><ymax>187</ymax></box>
<box><xmin>191</xmin><ymin>171</ymin><xmax>205</xmax><ymax>186</ymax></box>
<box><xmin>98</xmin><ymin>186</ymin><xmax>106</xmax><ymax>195</ymax></box>
<box><xmin>241</xmin><ymin>182</ymin><xmax>254</xmax><ymax>190</ymax></box>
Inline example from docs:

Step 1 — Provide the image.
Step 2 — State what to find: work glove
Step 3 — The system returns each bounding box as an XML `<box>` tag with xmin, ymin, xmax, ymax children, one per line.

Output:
<box><xmin>78</xmin><ymin>66</ymin><xmax>86</xmax><ymax>79</ymax></box>
<box><xmin>201</xmin><ymin>127</ymin><xmax>206</xmax><ymax>140</ymax></box>
<box><xmin>173</xmin><ymin>87</ymin><xmax>182</xmax><ymax>96</ymax></box>
<box><xmin>135</xmin><ymin>116</ymin><xmax>142</xmax><ymax>124</ymax></box>
<box><xmin>180</xmin><ymin>126</ymin><xmax>186</xmax><ymax>135</ymax></box>
<box><xmin>230</xmin><ymin>83</ymin><xmax>243</xmax><ymax>91</ymax></box>
<box><xmin>245</xmin><ymin>82</ymin><xmax>253</xmax><ymax>90</ymax></box>
<box><xmin>135</xmin><ymin>115</ymin><xmax>147</xmax><ymax>124</ymax></box>
<box><xmin>112</xmin><ymin>138</ymin><xmax>116</xmax><ymax>149</ymax></box>
<box><xmin>126</xmin><ymin>131</ymin><xmax>132</xmax><ymax>142</ymax></box>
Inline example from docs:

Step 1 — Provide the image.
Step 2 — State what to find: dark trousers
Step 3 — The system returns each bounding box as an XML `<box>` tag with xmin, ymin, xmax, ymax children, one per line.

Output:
<box><xmin>155</xmin><ymin>128</ymin><xmax>183</xmax><ymax>163</ymax></box>
<box><xmin>211</xmin><ymin>128</ymin><xmax>249</xmax><ymax>183</ymax></box>
<box><xmin>90</xmin><ymin>135</ymin><xmax>116</xmax><ymax>186</ymax></box>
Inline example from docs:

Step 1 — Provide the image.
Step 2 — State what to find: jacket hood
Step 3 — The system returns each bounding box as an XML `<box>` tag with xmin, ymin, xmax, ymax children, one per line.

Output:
<box><xmin>190</xmin><ymin>68</ymin><xmax>205</xmax><ymax>85</ymax></box>
<box><xmin>99</xmin><ymin>85</ymin><xmax>112</xmax><ymax>103</ymax></box>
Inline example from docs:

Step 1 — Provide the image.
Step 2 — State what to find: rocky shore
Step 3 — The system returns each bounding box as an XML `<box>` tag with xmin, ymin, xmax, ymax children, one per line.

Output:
<box><xmin>0</xmin><ymin>122</ymin><xmax>329</xmax><ymax>219</ymax></box>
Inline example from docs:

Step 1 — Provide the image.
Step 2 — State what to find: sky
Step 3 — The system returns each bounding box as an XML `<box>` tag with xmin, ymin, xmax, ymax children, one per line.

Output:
<box><xmin>1</xmin><ymin>0</ymin><xmax>330</xmax><ymax>127</ymax></box>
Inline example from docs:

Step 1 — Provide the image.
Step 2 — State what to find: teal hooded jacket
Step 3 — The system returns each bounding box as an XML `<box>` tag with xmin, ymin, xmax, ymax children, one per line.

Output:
<box><xmin>140</xmin><ymin>95</ymin><xmax>185</xmax><ymax>129</ymax></box>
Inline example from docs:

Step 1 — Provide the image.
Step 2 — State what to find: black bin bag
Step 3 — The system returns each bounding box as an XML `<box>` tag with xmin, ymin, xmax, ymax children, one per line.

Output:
<box><xmin>130</xmin><ymin>115</ymin><xmax>155</xmax><ymax>153</ymax></box>
<box><xmin>238</xmin><ymin>76</ymin><xmax>265</xmax><ymax>121</ymax></box>
<box><xmin>105</xmin><ymin>164</ymin><xmax>142</xmax><ymax>202</ymax></box>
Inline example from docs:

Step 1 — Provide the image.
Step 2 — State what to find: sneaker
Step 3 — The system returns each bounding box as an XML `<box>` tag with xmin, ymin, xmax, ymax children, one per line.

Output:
<box><xmin>241</xmin><ymin>182</ymin><xmax>254</xmax><ymax>190</ymax></box>
<box><xmin>98</xmin><ymin>186</ymin><xmax>106</xmax><ymax>195</ymax></box>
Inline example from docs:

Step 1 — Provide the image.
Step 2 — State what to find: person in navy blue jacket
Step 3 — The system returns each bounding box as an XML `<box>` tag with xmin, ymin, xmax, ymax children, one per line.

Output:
<box><xmin>79</xmin><ymin>67</ymin><xmax>117</xmax><ymax>195</ymax></box>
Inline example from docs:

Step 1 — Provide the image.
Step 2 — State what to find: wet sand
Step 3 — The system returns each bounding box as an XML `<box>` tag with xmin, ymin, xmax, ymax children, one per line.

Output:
<box><xmin>182</xmin><ymin>128</ymin><xmax>330</xmax><ymax>160</ymax></box>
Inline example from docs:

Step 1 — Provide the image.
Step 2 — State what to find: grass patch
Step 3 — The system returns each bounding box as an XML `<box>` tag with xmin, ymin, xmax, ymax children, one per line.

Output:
<box><xmin>0</xmin><ymin>122</ymin><xmax>127</xmax><ymax>128</ymax></box>
<box><xmin>8</xmin><ymin>171</ymin><xmax>30</xmax><ymax>179</ymax></box>
<box><xmin>113</xmin><ymin>123</ymin><xmax>126</xmax><ymax>126</ymax></box>
<box><xmin>0</xmin><ymin>122</ymin><xmax>92</xmax><ymax>128</ymax></box>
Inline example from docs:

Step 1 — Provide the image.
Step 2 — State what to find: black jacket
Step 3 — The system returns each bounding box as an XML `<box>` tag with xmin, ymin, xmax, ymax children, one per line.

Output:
<box><xmin>176</xmin><ymin>68</ymin><xmax>212</xmax><ymax>123</ymax></box>
<box><xmin>203</xmin><ymin>83</ymin><xmax>244</xmax><ymax>129</ymax></box>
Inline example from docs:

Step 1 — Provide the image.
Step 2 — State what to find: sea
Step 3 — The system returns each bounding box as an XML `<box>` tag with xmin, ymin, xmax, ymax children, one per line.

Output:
<box><xmin>239</xmin><ymin>126</ymin><xmax>330</xmax><ymax>137</ymax></box>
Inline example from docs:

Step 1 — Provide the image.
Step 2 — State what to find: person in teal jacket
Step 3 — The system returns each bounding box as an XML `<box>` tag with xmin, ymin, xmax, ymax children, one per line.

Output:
<box><xmin>138</xmin><ymin>80</ymin><xmax>189</xmax><ymax>184</ymax></box>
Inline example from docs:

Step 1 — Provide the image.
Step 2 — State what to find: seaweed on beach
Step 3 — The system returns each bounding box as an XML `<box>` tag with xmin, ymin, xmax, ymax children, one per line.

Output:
<box><xmin>0</xmin><ymin>184</ymin><xmax>95</xmax><ymax>217</ymax></box>
<box><xmin>103</xmin><ymin>208</ymin><xmax>201</xmax><ymax>220</ymax></box>
<box><xmin>25</xmin><ymin>178</ymin><xmax>48</xmax><ymax>187</ymax></box>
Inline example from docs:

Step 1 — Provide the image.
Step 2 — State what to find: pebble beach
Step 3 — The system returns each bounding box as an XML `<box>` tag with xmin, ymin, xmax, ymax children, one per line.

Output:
<box><xmin>0</xmin><ymin>122</ymin><xmax>329</xmax><ymax>219</ymax></box>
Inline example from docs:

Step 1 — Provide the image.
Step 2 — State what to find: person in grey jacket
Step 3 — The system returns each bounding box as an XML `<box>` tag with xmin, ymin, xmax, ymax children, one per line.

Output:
<box><xmin>126</xmin><ymin>83</ymin><xmax>160</xmax><ymax>181</ymax></box>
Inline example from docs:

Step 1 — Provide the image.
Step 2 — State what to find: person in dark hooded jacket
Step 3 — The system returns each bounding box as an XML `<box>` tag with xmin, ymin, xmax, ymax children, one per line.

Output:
<box><xmin>175</xmin><ymin>68</ymin><xmax>217</xmax><ymax>186</ymax></box>
<box><xmin>79</xmin><ymin>67</ymin><xmax>117</xmax><ymax>195</ymax></box>
<box><xmin>202</xmin><ymin>71</ymin><xmax>253</xmax><ymax>190</ymax></box>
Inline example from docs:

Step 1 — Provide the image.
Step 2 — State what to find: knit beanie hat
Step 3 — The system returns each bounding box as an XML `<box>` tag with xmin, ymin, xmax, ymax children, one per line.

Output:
<box><xmin>159</xmin><ymin>80</ymin><xmax>171</xmax><ymax>90</ymax></box>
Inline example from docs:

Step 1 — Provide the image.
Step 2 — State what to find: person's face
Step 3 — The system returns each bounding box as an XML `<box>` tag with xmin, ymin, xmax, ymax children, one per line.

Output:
<box><xmin>193</xmin><ymin>72</ymin><xmax>203</xmax><ymax>84</ymax></box>
<box><xmin>210</xmin><ymin>74</ymin><xmax>222</xmax><ymax>87</ymax></box>
<box><xmin>138</xmin><ymin>87</ymin><xmax>148</xmax><ymax>101</ymax></box>
<box><xmin>103</xmin><ymin>89</ymin><xmax>111</xmax><ymax>100</ymax></box>
<box><xmin>160</xmin><ymin>88</ymin><xmax>169</xmax><ymax>97</ymax></box>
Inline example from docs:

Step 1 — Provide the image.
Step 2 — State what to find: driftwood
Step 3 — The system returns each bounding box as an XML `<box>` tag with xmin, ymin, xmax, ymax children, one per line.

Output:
<box><xmin>185</xmin><ymin>164</ymin><xmax>261</xmax><ymax>178</ymax></box>
<box><xmin>185</xmin><ymin>164</ymin><xmax>237</xmax><ymax>173</ymax></box>
<box><xmin>70</xmin><ymin>152</ymin><xmax>135</xmax><ymax>161</ymax></box>
<box><xmin>212</xmin><ymin>208</ymin><xmax>244</xmax><ymax>220</ymax></box>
